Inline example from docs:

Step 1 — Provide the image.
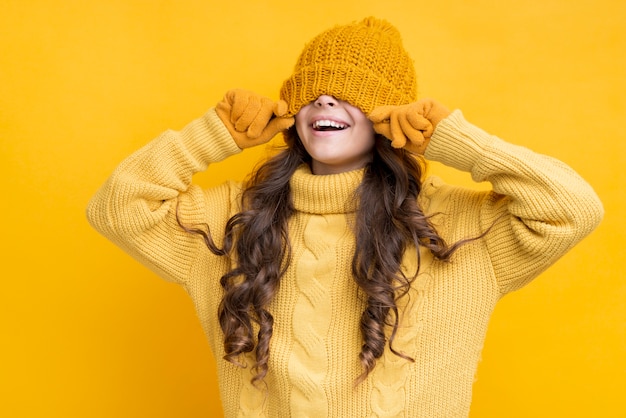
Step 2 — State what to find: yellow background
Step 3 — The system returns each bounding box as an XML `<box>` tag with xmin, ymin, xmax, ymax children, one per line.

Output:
<box><xmin>1</xmin><ymin>1</ymin><xmax>624</xmax><ymax>416</ymax></box>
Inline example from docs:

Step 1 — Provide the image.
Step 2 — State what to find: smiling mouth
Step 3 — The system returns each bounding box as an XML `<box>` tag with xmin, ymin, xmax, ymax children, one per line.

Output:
<box><xmin>312</xmin><ymin>119</ymin><xmax>349</xmax><ymax>131</ymax></box>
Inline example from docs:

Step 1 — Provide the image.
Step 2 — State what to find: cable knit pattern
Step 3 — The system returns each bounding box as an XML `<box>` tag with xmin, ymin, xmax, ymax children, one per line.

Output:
<box><xmin>369</xmin><ymin>248</ymin><xmax>433</xmax><ymax>417</ymax></box>
<box><xmin>237</xmin><ymin>352</ymin><xmax>266</xmax><ymax>417</ymax></box>
<box><xmin>86</xmin><ymin>107</ymin><xmax>603</xmax><ymax>417</ymax></box>
<box><xmin>283</xmin><ymin>167</ymin><xmax>360</xmax><ymax>416</ymax></box>
<box><xmin>288</xmin><ymin>214</ymin><xmax>339</xmax><ymax>416</ymax></box>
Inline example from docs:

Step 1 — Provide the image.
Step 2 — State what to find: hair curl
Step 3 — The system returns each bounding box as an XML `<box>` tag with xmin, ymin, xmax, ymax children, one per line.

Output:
<box><xmin>179</xmin><ymin>126</ymin><xmax>467</xmax><ymax>386</ymax></box>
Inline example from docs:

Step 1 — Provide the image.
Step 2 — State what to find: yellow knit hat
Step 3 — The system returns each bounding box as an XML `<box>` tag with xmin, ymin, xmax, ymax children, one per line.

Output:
<box><xmin>280</xmin><ymin>17</ymin><xmax>417</xmax><ymax>116</ymax></box>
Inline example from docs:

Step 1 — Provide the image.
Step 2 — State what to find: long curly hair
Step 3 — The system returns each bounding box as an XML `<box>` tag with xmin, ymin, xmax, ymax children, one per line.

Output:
<box><xmin>179</xmin><ymin>126</ymin><xmax>466</xmax><ymax>386</ymax></box>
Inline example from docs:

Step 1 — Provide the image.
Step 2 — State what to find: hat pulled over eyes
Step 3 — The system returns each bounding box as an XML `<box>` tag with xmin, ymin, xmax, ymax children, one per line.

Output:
<box><xmin>279</xmin><ymin>17</ymin><xmax>417</xmax><ymax>117</ymax></box>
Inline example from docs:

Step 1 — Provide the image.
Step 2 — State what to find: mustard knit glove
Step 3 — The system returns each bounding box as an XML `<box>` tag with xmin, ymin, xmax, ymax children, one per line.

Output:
<box><xmin>215</xmin><ymin>89</ymin><xmax>294</xmax><ymax>149</ymax></box>
<box><xmin>369</xmin><ymin>98</ymin><xmax>451</xmax><ymax>154</ymax></box>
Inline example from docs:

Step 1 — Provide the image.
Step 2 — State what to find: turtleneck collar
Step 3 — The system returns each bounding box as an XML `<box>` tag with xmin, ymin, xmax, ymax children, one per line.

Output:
<box><xmin>289</xmin><ymin>165</ymin><xmax>364</xmax><ymax>214</ymax></box>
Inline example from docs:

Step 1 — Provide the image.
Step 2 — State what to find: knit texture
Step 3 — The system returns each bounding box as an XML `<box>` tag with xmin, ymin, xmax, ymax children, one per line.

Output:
<box><xmin>280</xmin><ymin>17</ymin><xmax>417</xmax><ymax>116</ymax></box>
<box><xmin>86</xmin><ymin>109</ymin><xmax>603</xmax><ymax>417</ymax></box>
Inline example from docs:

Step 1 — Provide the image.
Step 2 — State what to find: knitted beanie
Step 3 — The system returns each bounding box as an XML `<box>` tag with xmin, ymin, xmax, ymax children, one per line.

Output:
<box><xmin>280</xmin><ymin>17</ymin><xmax>417</xmax><ymax>116</ymax></box>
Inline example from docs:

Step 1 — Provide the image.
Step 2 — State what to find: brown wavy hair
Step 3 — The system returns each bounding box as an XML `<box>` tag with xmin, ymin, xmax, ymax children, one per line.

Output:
<box><xmin>179</xmin><ymin>126</ymin><xmax>468</xmax><ymax>386</ymax></box>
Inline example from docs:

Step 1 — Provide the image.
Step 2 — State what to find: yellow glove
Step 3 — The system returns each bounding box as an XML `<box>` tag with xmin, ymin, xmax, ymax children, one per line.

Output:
<box><xmin>215</xmin><ymin>89</ymin><xmax>294</xmax><ymax>149</ymax></box>
<box><xmin>368</xmin><ymin>98</ymin><xmax>450</xmax><ymax>154</ymax></box>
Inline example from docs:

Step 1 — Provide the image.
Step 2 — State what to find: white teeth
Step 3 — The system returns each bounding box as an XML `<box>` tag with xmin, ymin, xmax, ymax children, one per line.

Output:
<box><xmin>312</xmin><ymin>119</ymin><xmax>348</xmax><ymax>130</ymax></box>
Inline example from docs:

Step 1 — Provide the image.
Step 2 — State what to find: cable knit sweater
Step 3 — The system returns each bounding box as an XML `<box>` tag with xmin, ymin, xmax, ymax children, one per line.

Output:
<box><xmin>87</xmin><ymin>109</ymin><xmax>603</xmax><ymax>417</ymax></box>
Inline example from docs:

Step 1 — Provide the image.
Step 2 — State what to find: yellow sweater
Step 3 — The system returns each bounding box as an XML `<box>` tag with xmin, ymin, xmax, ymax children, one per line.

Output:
<box><xmin>87</xmin><ymin>109</ymin><xmax>603</xmax><ymax>417</ymax></box>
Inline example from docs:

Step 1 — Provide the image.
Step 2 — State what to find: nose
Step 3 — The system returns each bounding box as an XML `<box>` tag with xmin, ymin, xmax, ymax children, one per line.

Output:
<box><xmin>314</xmin><ymin>95</ymin><xmax>338</xmax><ymax>108</ymax></box>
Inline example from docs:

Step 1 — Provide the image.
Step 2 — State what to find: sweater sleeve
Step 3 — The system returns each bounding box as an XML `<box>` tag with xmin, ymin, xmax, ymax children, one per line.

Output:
<box><xmin>86</xmin><ymin>108</ymin><xmax>243</xmax><ymax>285</ymax></box>
<box><xmin>423</xmin><ymin>110</ymin><xmax>604</xmax><ymax>294</ymax></box>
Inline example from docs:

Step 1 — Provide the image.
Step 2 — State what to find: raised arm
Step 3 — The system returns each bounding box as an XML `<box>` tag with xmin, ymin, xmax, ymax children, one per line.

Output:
<box><xmin>86</xmin><ymin>109</ymin><xmax>242</xmax><ymax>284</ymax></box>
<box><xmin>86</xmin><ymin>90</ymin><xmax>294</xmax><ymax>284</ymax></box>
<box><xmin>370</xmin><ymin>100</ymin><xmax>603</xmax><ymax>293</ymax></box>
<box><xmin>425</xmin><ymin>109</ymin><xmax>604</xmax><ymax>293</ymax></box>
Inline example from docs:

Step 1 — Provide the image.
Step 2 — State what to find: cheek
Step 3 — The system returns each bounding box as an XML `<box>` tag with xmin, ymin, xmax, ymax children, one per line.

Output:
<box><xmin>356</xmin><ymin>126</ymin><xmax>376</xmax><ymax>150</ymax></box>
<box><xmin>294</xmin><ymin>114</ymin><xmax>308</xmax><ymax>139</ymax></box>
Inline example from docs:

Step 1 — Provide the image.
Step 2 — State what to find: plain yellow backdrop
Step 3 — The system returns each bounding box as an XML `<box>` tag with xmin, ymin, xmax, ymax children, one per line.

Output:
<box><xmin>1</xmin><ymin>0</ymin><xmax>624</xmax><ymax>417</ymax></box>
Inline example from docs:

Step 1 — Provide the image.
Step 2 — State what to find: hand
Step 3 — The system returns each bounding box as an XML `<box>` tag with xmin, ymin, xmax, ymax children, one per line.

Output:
<box><xmin>368</xmin><ymin>98</ymin><xmax>450</xmax><ymax>154</ymax></box>
<box><xmin>215</xmin><ymin>89</ymin><xmax>294</xmax><ymax>149</ymax></box>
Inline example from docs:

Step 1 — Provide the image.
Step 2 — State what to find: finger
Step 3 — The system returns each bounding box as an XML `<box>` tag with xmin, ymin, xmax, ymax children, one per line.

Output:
<box><xmin>234</xmin><ymin>95</ymin><xmax>262</xmax><ymax>133</ymax></box>
<box><xmin>416</xmin><ymin>98</ymin><xmax>434</xmax><ymax>120</ymax></box>
<box><xmin>272</xmin><ymin>116</ymin><xmax>295</xmax><ymax>131</ymax></box>
<box><xmin>261</xmin><ymin>116</ymin><xmax>295</xmax><ymax>142</ymax></box>
<box><xmin>229</xmin><ymin>92</ymin><xmax>249</xmax><ymax>125</ymax></box>
<box><xmin>226</xmin><ymin>90</ymin><xmax>246</xmax><ymax>122</ymax></box>
<box><xmin>405</xmin><ymin>108</ymin><xmax>431</xmax><ymax>129</ymax></box>
<box><xmin>398</xmin><ymin>114</ymin><xmax>426</xmax><ymax>146</ymax></box>
<box><xmin>247</xmin><ymin>98</ymin><xmax>276</xmax><ymax>138</ymax></box>
<box><xmin>273</xmin><ymin>100</ymin><xmax>289</xmax><ymax>117</ymax></box>
<box><xmin>414</xmin><ymin>98</ymin><xmax>450</xmax><ymax>129</ymax></box>
<box><xmin>405</xmin><ymin>112</ymin><xmax>433</xmax><ymax>138</ymax></box>
<box><xmin>389</xmin><ymin>113</ymin><xmax>407</xmax><ymax>149</ymax></box>
<box><xmin>372</xmin><ymin>121</ymin><xmax>392</xmax><ymax>139</ymax></box>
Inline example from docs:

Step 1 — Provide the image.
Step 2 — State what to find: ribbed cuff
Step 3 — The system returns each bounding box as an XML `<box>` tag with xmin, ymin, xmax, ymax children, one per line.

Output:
<box><xmin>179</xmin><ymin>108</ymin><xmax>242</xmax><ymax>165</ymax></box>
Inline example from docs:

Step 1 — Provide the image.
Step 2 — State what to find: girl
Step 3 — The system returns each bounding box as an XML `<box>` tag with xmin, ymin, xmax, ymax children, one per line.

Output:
<box><xmin>87</xmin><ymin>17</ymin><xmax>603</xmax><ymax>417</ymax></box>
